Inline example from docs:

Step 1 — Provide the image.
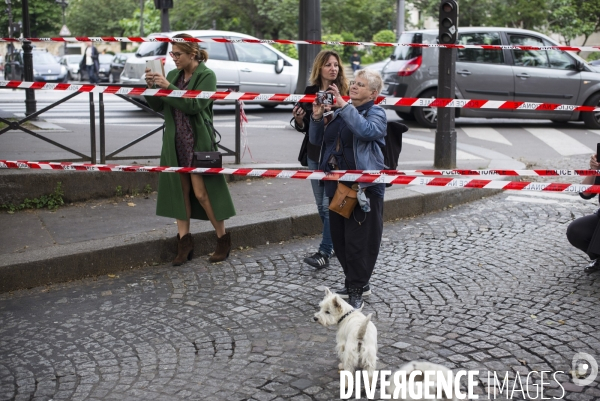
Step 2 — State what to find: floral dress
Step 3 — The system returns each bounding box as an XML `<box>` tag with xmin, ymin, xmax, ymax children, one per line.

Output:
<box><xmin>173</xmin><ymin>74</ymin><xmax>195</xmax><ymax>167</ymax></box>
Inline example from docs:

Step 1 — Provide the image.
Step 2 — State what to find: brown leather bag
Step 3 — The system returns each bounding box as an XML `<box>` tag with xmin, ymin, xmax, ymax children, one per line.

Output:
<box><xmin>329</xmin><ymin>182</ymin><xmax>359</xmax><ymax>219</ymax></box>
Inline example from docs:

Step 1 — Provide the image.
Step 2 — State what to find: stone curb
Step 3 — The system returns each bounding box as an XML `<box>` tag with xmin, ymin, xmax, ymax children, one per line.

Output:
<box><xmin>0</xmin><ymin>186</ymin><xmax>498</xmax><ymax>293</ymax></box>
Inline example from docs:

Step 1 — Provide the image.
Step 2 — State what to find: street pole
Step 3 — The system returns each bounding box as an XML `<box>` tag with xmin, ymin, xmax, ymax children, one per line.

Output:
<box><xmin>435</xmin><ymin>0</ymin><xmax>458</xmax><ymax>169</ymax></box>
<box><xmin>22</xmin><ymin>0</ymin><xmax>36</xmax><ymax>116</ymax></box>
<box><xmin>5</xmin><ymin>0</ymin><xmax>14</xmax><ymax>54</ymax></box>
<box><xmin>140</xmin><ymin>0</ymin><xmax>144</xmax><ymax>37</ymax></box>
<box><xmin>295</xmin><ymin>0</ymin><xmax>321</xmax><ymax>93</ymax></box>
<box><xmin>56</xmin><ymin>0</ymin><xmax>68</xmax><ymax>55</ymax></box>
<box><xmin>396</xmin><ymin>0</ymin><xmax>405</xmax><ymax>40</ymax></box>
<box><xmin>153</xmin><ymin>0</ymin><xmax>171</xmax><ymax>33</ymax></box>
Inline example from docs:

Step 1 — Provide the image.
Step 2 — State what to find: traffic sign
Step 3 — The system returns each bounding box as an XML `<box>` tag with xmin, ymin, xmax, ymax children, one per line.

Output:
<box><xmin>59</xmin><ymin>25</ymin><xmax>71</xmax><ymax>36</ymax></box>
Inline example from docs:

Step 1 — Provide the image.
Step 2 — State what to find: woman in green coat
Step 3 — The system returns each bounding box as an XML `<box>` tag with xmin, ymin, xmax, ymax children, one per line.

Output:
<box><xmin>144</xmin><ymin>33</ymin><xmax>236</xmax><ymax>265</ymax></box>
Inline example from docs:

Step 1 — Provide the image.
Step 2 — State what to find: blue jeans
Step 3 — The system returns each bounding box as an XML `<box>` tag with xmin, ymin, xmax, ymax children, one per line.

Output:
<box><xmin>86</xmin><ymin>65</ymin><xmax>99</xmax><ymax>84</ymax></box>
<box><xmin>308</xmin><ymin>157</ymin><xmax>333</xmax><ymax>256</ymax></box>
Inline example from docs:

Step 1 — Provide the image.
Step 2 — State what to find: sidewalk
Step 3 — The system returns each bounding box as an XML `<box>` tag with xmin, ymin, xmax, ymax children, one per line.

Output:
<box><xmin>0</xmin><ymin>115</ymin><xmax>525</xmax><ymax>292</ymax></box>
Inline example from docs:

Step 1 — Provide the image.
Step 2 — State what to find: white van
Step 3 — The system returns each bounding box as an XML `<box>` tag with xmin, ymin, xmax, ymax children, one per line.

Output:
<box><xmin>120</xmin><ymin>30</ymin><xmax>299</xmax><ymax>106</ymax></box>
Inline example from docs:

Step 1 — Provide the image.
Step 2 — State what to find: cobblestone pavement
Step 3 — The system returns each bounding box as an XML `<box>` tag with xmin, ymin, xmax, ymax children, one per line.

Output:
<box><xmin>2</xmin><ymin>179</ymin><xmax>600</xmax><ymax>401</ymax></box>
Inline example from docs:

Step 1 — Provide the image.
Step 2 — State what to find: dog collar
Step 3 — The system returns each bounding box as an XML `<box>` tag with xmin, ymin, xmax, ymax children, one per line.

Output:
<box><xmin>338</xmin><ymin>310</ymin><xmax>355</xmax><ymax>324</ymax></box>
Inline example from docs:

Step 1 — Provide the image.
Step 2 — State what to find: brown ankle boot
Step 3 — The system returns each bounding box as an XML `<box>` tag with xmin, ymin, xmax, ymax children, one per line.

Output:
<box><xmin>172</xmin><ymin>233</ymin><xmax>194</xmax><ymax>266</ymax></box>
<box><xmin>209</xmin><ymin>232</ymin><xmax>231</xmax><ymax>263</ymax></box>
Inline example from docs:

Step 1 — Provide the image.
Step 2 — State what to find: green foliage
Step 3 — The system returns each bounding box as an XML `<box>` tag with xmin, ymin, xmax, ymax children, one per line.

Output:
<box><xmin>1</xmin><ymin>182</ymin><xmax>64</xmax><ymax>213</ymax></box>
<box><xmin>119</xmin><ymin>0</ymin><xmax>161</xmax><ymax>37</ymax></box>
<box><xmin>371</xmin><ymin>30</ymin><xmax>396</xmax><ymax>62</ymax></box>
<box><xmin>271</xmin><ymin>44</ymin><xmax>298</xmax><ymax>59</ymax></box>
<box><xmin>588</xmin><ymin>52</ymin><xmax>600</xmax><ymax>61</ymax></box>
<box><xmin>322</xmin><ymin>34</ymin><xmax>346</xmax><ymax>59</ymax></box>
<box><xmin>115</xmin><ymin>185</ymin><xmax>123</xmax><ymax>197</ymax></box>
<box><xmin>321</xmin><ymin>0</ymin><xmax>395</xmax><ymax>41</ymax></box>
<box><xmin>66</xmin><ymin>0</ymin><xmax>137</xmax><ymax>36</ymax></box>
<box><xmin>0</xmin><ymin>0</ymin><xmax>63</xmax><ymax>38</ymax></box>
<box><xmin>144</xmin><ymin>184</ymin><xmax>153</xmax><ymax>195</ymax></box>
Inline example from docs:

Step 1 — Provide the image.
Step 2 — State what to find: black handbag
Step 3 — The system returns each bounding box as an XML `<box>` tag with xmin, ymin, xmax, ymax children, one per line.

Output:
<box><xmin>192</xmin><ymin>118</ymin><xmax>223</xmax><ymax>168</ymax></box>
<box><xmin>298</xmin><ymin>133</ymin><xmax>309</xmax><ymax>167</ymax></box>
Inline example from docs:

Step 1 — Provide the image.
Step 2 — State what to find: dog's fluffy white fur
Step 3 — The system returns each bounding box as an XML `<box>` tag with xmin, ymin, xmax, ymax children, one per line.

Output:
<box><xmin>313</xmin><ymin>287</ymin><xmax>377</xmax><ymax>382</ymax></box>
<box><xmin>384</xmin><ymin>361</ymin><xmax>458</xmax><ymax>401</ymax></box>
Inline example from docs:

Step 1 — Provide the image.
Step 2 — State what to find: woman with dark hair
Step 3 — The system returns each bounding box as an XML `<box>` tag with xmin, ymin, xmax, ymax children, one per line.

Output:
<box><xmin>309</xmin><ymin>69</ymin><xmax>387</xmax><ymax>309</ymax></box>
<box><xmin>292</xmin><ymin>50</ymin><xmax>349</xmax><ymax>270</ymax></box>
<box><xmin>144</xmin><ymin>33</ymin><xmax>236</xmax><ymax>265</ymax></box>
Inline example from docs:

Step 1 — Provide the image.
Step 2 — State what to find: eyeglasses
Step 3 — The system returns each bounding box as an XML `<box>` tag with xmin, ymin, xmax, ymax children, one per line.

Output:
<box><xmin>349</xmin><ymin>80</ymin><xmax>367</xmax><ymax>88</ymax></box>
<box><xmin>169</xmin><ymin>51</ymin><xmax>186</xmax><ymax>59</ymax></box>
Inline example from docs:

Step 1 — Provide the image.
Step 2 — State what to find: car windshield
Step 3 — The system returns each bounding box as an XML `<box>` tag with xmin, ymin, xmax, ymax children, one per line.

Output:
<box><xmin>99</xmin><ymin>55</ymin><xmax>113</xmax><ymax>63</ymax></box>
<box><xmin>66</xmin><ymin>55</ymin><xmax>81</xmax><ymax>63</ymax></box>
<box><xmin>392</xmin><ymin>33</ymin><xmax>423</xmax><ymax>61</ymax></box>
<box><xmin>136</xmin><ymin>42</ymin><xmax>168</xmax><ymax>57</ymax></box>
<box><xmin>32</xmin><ymin>52</ymin><xmax>58</xmax><ymax>64</ymax></box>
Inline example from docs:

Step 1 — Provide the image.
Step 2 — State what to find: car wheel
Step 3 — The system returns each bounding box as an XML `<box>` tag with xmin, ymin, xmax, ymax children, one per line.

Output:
<box><xmin>395</xmin><ymin>110</ymin><xmax>415</xmax><ymax>121</ymax></box>
<box><xmin>582</xmin><ymin>92</ymin><xmax>600</xmax><ymax>129</ymax></box>
<box><xmin>260</xmin><ymin>103</ymin><xmax>277</xmax><ymax>109</ymax></box>
<box><xmin>413</xmin><ymin>89</ymin><xmax>438</xmax><ymax>128</ymax></box>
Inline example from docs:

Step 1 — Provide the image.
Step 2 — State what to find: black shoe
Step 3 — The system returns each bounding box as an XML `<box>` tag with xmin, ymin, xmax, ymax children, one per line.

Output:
<box><xmin>347</xmin><ymin>287</ymin><xmax>364</xmax><ymax>309</ymax></box>
<box><xmin>584</xmin><ymin>259</ymin><xmax>600</xmax><ymax>273</ymax></box>
<box><xmin>337</xmin><ymin>284</ymin><xmax>371</xmax><ymax>299</ymax></box>
<box><xmin>304</xmin><ymin>252</ymin><xmax>329</xmax><ymax>269</ymax></box>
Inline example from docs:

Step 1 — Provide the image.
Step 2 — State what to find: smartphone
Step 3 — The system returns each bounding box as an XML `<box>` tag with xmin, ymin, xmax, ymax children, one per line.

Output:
<box><xmin>597</xmin><ymin>143</ymin><xmax>600</xmax><ymax>160</ymax></box>
<box><xmin>316</xmin><ymin>91</ymin><xmax>334</xmax><ymax>105</ymax></box>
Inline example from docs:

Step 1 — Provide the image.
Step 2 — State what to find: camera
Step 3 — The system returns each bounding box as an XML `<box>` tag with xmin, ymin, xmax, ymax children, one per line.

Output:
<box><xmin>316</xmin><ymin>91</ymin><xmax>334</xmax><ymax>105</ymax></box>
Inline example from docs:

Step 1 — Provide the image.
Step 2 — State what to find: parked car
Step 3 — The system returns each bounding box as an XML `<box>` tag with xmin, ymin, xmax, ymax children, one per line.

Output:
<box><xmin>381</xmin><ymin>27</ymin><xmax>600</xmax><ymax>128</ymax></box>
<box><xmin>107</xmin><ymin>53</ymin><xmax>133</xmax><ymax>83</ymax></box>
<box><xmin>97</xmin><ymin>54</ymin><xmax>114</xmax><ymax>82</ymax></box>
<box><xmin>120</xmin><ymin>30</ymin><xmax>299</xmax><ymax>107</ymax></box>
<box><xmin>60</xmin><ymin>54</ymin><xmax>84</xmax><ymax>81</ymax></box>
<box><xmin>4</xmin><ymin>49</ymin><xmax>68</xmax><ymax>82</ymax></box>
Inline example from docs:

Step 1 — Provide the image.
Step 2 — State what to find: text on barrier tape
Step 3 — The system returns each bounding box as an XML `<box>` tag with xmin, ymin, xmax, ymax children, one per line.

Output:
<box><xmin>1</xmin><ymin>81</ymin><xmax>599</xmax><ymax>113</ymax></box>
<box><xmin>1</xmin><ymin>36</ymin><xmax>599</xmax><ymax>53</ymax></box>
<box><xmin>2</xmin><ymin>160</ymin><xmax>600</xmax><ymax>194</ymax></box>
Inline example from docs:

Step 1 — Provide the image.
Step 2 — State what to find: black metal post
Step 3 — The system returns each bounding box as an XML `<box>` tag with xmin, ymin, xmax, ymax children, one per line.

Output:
<box><xmin>434</xmin><ymin>47</ymin><xmax>457</xmax><ymax>168</ymax></box>
<box><xmin>89</xmin><ymin>92</ymin><xmax>96</xmax><ymax>163</ymax></box>
<box><xmin>235</xmin><ymin>100</ymin><xmax>241</xmax><ymax>164</ymax></box>
<box><xmin>295</xmin><ymin>0</ymin><xmax>321</xmax><ymax>93</ymax></box>
<box><xmin>21</xmin><ymin>0</ymin><xmax>36</xmax><ymax>116</ymax></box>
<box><xmin>160</xmin><ymin>9</ymin><xmax>169</xmax><ymax>32</ymax></box>
<box><xmin>99</xmin><ymin>93</ymin><xmax>105</xmax><ymax>164</ymax></box>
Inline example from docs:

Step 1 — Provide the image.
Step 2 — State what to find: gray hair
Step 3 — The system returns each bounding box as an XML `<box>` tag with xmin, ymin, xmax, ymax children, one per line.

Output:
<box><xmin>355</xmin><ymin>69</ymin><xmax>383</xmax><ymax>94</ymax></box>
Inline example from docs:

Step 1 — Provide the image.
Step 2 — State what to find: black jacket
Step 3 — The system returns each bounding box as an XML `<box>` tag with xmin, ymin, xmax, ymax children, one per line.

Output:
<box><xmin>79</xmin><ymin>46</ymin><xmax>100</xmax><ymax>72</ymax></box>
<box><xmin>293</xmin><ymin>85</ymin><xmax>321</xmax><ymax>162</ymax></box>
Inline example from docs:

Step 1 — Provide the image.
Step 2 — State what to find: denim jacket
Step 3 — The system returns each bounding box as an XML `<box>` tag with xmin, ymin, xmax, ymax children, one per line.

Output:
<box><xmin>309</xmin><ymin>101</ymin><xmax>387</xmax><ymax>172</ymax></box>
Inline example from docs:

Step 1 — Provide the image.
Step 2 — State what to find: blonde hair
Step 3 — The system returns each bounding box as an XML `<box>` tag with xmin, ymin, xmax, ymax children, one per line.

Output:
<box><xmin>309</xmin><ymin>50</ymin><xmax>348</xmax><ymax>96</ymax></box>
<box><xmin>172</xmin><ymin>33</ymin><xmax>208</xmax><ymax>62</ymax></box>
<box><xmin>355</xmin><ymin>69</ymin><xmax>383</xmax><ymax>94</ymax></box>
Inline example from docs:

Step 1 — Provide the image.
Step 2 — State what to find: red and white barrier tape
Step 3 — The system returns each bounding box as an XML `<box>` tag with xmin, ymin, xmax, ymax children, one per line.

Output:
<box><xmin>2</xmin><ymin>160</ymin><xmax>600</xmax><ymax>194</ymax></box>
<box><xmin>2</xmin><ymin>81</ymin><xmax>598</xmax><ymax>113</ymax></box>
<box><xmin>2</xmin><ymin>36</ymin><xmax>599</xmax><ymax>53</ymax></box>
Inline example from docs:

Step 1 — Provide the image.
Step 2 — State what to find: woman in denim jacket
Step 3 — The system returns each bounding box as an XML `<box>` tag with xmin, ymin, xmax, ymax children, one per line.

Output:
<box><xmin>309</xmin><ymin>69</ymin><xmax>387</xmax><ymax>309</ymax></box>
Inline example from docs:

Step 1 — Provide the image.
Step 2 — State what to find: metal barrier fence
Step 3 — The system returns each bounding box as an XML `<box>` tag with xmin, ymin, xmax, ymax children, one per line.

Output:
<box><xmin>0</xmin><ymin>87</ymin><xmax>242</xmax><ymax>164</ymax></box>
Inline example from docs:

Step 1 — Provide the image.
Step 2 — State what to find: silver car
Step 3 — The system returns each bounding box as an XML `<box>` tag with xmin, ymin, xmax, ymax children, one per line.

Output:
<box><xmin>59</xmin><ymin>54</ymin><xmax>83</xmax><ymax>81</ymax></box>
<box><xmin>381</xmin><ymin>27</ymin><xmax>600</xmax><ymax>129</ymax></box>
<box><xmin>120</xmin><ymin>29</ymin><xmax>299</xmax><ymax>107</ymax></box>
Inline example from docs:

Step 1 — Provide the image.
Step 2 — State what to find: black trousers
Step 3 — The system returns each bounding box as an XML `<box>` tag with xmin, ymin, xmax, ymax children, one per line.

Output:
<box><xmin>329</xmin><ymin>193</ymin><xmax>384</xmax><ymax>289</ymax></box>
<box><xmin>567</xmin><ymin>211</ymin><xmax>600</xmax><ymax>259</ymax></box>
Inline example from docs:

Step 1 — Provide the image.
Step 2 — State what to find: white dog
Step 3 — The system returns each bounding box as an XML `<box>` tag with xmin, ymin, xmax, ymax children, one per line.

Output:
<box><xmin>384</xmin><ymin>361</ymin><xmax>459</xmax><ymax>401</ymax></box>
<box><xmin>313</xmin><ymin>287</ymin><xmax>378</xmax><ymax>384</ymax></box>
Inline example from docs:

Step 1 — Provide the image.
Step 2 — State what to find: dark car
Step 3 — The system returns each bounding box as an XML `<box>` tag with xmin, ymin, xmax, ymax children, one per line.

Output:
<box><xmin>5</xmin><ymin>49</ymin><xmax>68</xmax><ymax>82</ymax></box>
<box><xmin>97</xmin><ymin>54</ymin><xmax>115</xmax><ymax>82</ymax></box>
<box><xmin>108</xmin><ymin>53</ymin><xmax>133</xmax><ymax>83</ymax></box>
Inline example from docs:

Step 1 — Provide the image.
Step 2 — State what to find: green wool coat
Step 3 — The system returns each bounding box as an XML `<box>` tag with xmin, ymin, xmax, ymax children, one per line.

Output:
<box><xmin>145</xmin><ymin>63</ymin><xmax>236</xmax><ymax>222</ymax></box>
